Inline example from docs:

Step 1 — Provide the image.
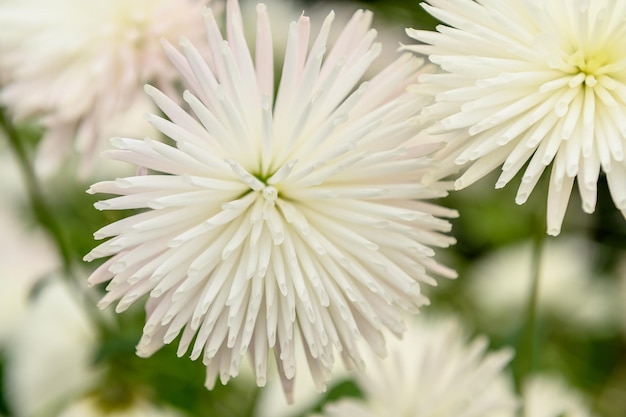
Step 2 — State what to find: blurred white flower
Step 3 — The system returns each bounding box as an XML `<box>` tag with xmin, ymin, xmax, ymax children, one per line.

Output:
<box><xmin>0</xmin><ymin>0</ymin><xmax>211</xmax><ymax>177</ymax></box>
<box><xmin>0</xmin><ymin>148</ymin><xmax>59</xmax><ymax>343</ymax></box>
<box><xmin>84</xmin><ymin>0</ymin><xmax>457</xmax><ymax>402</ymax></box>
<box><xmin>0</xmin><ymin>210</ymin><xmax>57</xmax><ymax>343</ymax></box>
<box><xmin>514</xmin><ymin>375</ymin><xmax>597</xmax><ymax>417</ymax></box>
<box><xmin>466</xmin><ymin>236</ymin><xmax>621</xmax><ymax>334</ymax></box>
<box><xmin>313</xmin><ymin>315</ymin><xmax>518</xmax><ymax>417</ymax></box>
<box><xmin>58</xmin><ymin>397</ymin><xmax>183</xmax><ymax>417</ymax></box>
<box><xmin>4</xmin><ymin>280</ymin><xmax>99</xmax><ymax>417</ymax></box>
<box><xmin>406</xmin><ymin>0</ymin><xmax>626</xmax><ymax>235</ymax></box>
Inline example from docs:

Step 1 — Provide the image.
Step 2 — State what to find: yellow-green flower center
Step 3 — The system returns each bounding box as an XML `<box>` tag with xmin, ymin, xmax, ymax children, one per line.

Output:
<box><xmin>568</xmin><ymin>48</ymin><xmax>609</xmax><ymax>76</ymax></box>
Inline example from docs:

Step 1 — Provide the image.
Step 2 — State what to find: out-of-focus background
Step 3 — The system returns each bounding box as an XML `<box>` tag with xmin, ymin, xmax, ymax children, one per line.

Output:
<box><xmin>0</xmin><ymin>1</ymin><xmax>625</xmax><ymax>416</ymax></box>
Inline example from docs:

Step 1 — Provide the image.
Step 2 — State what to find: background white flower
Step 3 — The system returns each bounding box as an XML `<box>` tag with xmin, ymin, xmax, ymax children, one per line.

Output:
<box><xmin>405</xmin><ymin>0</ymin><xmax>626</xmax><ymax>235</ymax></box>
<box><xmin>85</xmin><ymin>0</ymin><xmax>457</xmax><ymax>402</ymax></box>
<box><xmin>0</xmin><ymin>0</ymin><xmax>211</xmax><ymax>177</ymax></box>
<box><xmin>0</xmin><ymin>145</ymin><xmax>59</xmax><ymax>343</ymax></box>
<box><xmin>58</xmin><ymin>397</ymin><xmax>184</xmax><ymax>417</ymax></box>
<box><xmin>466</xmin><ymin>236</ymin><xmax>622</xmax><ymax>335</ymax></box>
<box><xmin>312</xmin><ymin>315</ymin><xmax>518</xmax><ymax>417</ymax></box>
<box><xmin>509</xmin><ymin>375</ymin><xmax>598</xmax><ymax>417</ymax></box>
<box><xmin>4</xmin><ymin>280</ymin><xmax>99</xmax><ymax>417</ymax></box>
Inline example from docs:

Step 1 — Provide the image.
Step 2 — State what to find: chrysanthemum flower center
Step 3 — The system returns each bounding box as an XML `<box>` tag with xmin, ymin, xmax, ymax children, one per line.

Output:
<box><xmin>262</xmin><ymin>185</ymin><xmax>278</xmax><ymax>202</ymax></box>
<box><xmin>568</xmin><ymin>49</ymin><xmax>608</xmax><ymax>78</ymax></box>
<box><xmin>251</xmin><ymin>170</ymin><xmax>281</xmax><ymax>202</ymax></box>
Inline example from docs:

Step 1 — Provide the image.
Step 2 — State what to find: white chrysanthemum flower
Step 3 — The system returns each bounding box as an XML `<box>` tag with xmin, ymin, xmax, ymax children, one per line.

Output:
<box><xmin>0</xmin><ymin>0</ymin><xmax>210</xmax><ymax>176</ymax></box>
<box><xmin>312</xmin><ymin>315</ymin><xmax>518</xmax><ymax>417</ymax></box>
<box><xmin>405</xmin><ymin>0</ymin><xmax>626</xmax><ymax>235</ymax></box>
<box><xmin>84</xmin><ymin>0</ymin><xmax>457</xmax><ymax>401</ymax></box>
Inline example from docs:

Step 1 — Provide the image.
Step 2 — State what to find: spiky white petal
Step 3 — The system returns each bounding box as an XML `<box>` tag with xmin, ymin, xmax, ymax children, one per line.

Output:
<box><xmin>313</xmin><ymin>316</ymin><xmax>519</xmax><ymax>417</ymax></box>
<box><xmin>85</xmin><ymin>0</ymin><xmax>456</xmax><ymax>401</ymax></box>
<box><xmin>0</xmin><ymin>0</ymin><xmax>210</xmax><ymax>176</ymax></box>
<box><xmin>406</xmin><ymin>0</ymin><xmax>626</xmax><ymax>235</ymax></box>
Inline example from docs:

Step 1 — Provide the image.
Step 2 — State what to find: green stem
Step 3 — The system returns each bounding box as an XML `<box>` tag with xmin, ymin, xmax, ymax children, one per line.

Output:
<box><xmin>514</xmin><ymin>214</ymin><xmax>545</xmax><ymax>391</ymax></box>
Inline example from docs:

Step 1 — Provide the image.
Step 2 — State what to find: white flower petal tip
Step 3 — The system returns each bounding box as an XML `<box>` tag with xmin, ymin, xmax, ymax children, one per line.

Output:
<box><xmin>0</xmin><ymin>0</ymin><xmax>210</xmax><ymax>177</ymax></box>
<box><xmin>547</xmin><ymin>228</ymin><xmax>561</xmax><ymax>237</ymax></box>
<box><xmin>315</xmin><ymin>316</ymin><xmax>519</xmax><ymax>417</ymax></box>
<box><xmin>84</xmin><ymin>0</ymin><xmax>455</xmax><ymax>400</ymax></box>
<box><xmin>407</xmin><ymin>0</ymin><xmax>626</xmax><ymax>233</ymax></box>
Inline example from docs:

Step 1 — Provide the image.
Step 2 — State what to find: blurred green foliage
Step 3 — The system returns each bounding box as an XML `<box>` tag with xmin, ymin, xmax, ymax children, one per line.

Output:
<box><xmin>76</xmin><ymin>300</ymin><xmax>259</xmax><ymax>417</ymax></box>
<box><xmin>0</xmin><ymin>353</ymin><xmax>8</xmax><ymax>415</ymax></box>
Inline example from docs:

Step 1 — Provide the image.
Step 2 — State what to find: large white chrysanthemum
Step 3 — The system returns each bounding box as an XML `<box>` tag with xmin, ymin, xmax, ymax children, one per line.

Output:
<box><xmin>312</xmin><ymin>316</ymin><xmax>518</xmax><ymax>417</ymax></box>
<box><xmin>405</xmin><ymin>0</ymin><xmax>626</xmax><ymax>235</ymax></box>
<box><xmin>84</xmin><ymin>0</ymin><xmax>457</xmax><ymax>401</ymax></box>
<box><xmin>0</xmin><ymin>0</ymin><xmax>210</xmax><ymax>176</ymax></box>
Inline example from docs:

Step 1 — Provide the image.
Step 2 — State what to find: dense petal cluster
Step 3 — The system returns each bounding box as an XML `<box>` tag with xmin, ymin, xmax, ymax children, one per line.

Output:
<box><xmin>84</xmin><ymin>0</ymin><xmax>457</xmax><ymax>401</ymax></box>
<box><xmin>313</xmin><ymin>316</ymin><xmax>518</xmax><ymax>417</ymax></box>
<box><xmin>406</xmin><ymin>0</ymin><xmax>626</xmax><ymax>235</ymax></box>
<box><xmin>0</xmin><ymin>0</ymin><xmax>209</xmax><ymax>176</ymax></box>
